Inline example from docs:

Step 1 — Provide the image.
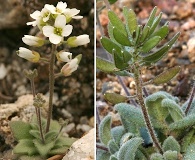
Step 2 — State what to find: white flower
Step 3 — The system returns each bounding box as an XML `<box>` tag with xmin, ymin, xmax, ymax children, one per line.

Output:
<box><xmin>27</xmin><ymin>10</ymin><xmax>41</xmax><ymax>26</ymax></box>
<box><xmin>56</xmin><ymin>51</ymin><xmax>72</xmax><ymax>62</ymax></box>
<box><xmin>67</xmin><ymin>35</ymin><xmax>90</xmax><ymax>47</ymax></box>
<box><xmin>42</xmin><ymin>15</ymin><xmax>73</xmax><ymax>44</ymax></box>
<box><xmin>40</xmin><ymin>7</ymin><xmax>51</xmax><ymax>22</ymax></box>
<box><xmin>17</xmin><ymin>47</ymin><xmax>40</xmax><ymax>62</ymax></box>
<box><xmin>22</xmin><ymin>35</ymin><xmax>44</xmax><ymax>47</ymax></box>
<box><xmin>45</xmin><ymin>1</ymin><xmax>67</xmax><ymax>14</ymax></box>
<box><xmin>61</xmin><ymin>54</ymin><xmax>82</xmax><ymax>76</ymax></box>
<box><xmin>64</xmin><ymin>8</ymin><xmax>83</xmax><ymax>22</ymax></box>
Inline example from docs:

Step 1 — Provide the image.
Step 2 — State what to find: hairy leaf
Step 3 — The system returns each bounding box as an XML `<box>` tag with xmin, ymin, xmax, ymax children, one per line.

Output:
<box><xmin>181</xmin><ymin>130</ymin><xmax>195</xmax><ymax>152</ymax></box>
<box><xmin>184</xmin><ymin>144</ymin><xmax>195</xmax><ymax>160</ymax></box>
<box><xmin>111</xmin><ymin>126</ymin><xmax>125</xmax><ymax>146</ymax></box>
<box><xmin>113</xmin><ymin>27</ymin><xmax>131</xmax><ymax>46</ymax></box>
<box><xmin>150</xmin><ymin>153</ymin><xmax>164</xmax><ymax>160</ymax></box>
<box><xmin>162</xmin><ymin>136</ymin><xmax>180</xmax><ymax>152</ymax></box>
<box><xmin>141</xmin><ymin>36</ymin><xmax>161</xmax><ymax>53</ymax></box>
<box><xmin>120</xmin><ymin>132</ymin><xmax>134</xmax><ymax>146</ymax></box>
<box><xmin>118</xmin><ymin>137</ymin><xmax>143</xmax><ymax>160</ymax></box>
<box><xmin>9</xmin><ymin>121</ymin><xmax>33</xmax><ymax>141</ymax></box>
<box><xmin>150</xmin><ymin>25</ymin><xmax>169</xmax><ymax>40</ymax></box>
<box><xmin>163</xmin><ymin>150</ymin><xmax>178</xmax><ymax>160</ymax></box>
<box><xmin>97</xmin><ymin>149</ymin><xmax>111</xmax><ymax>160</ymax></box>
<box><xmin>99</xmin><ymin>115</ymin><xmax>112</xmax><ymax>145</ymax></box>
<box><xmin>108</xmin><ymin>139</ymin><xmax>119</xmax><ymax>154</ymax></box>
<box><xmin>13</xmin><ymin>139</ymin><xmax>37</xmax><ymax>156</ymax></box>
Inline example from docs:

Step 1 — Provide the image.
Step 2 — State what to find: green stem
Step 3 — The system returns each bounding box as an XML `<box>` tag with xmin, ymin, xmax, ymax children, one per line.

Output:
<box><xmin>30</xmin><ymin>78</ymin><xmax>45</xmax><ymax>143</ymax></box>
<box><xmin>46</xmin><ymin>44</ymin><xmax>56</xmax><ymax>133</ymax></box>
<box><xmin>134</xmin><ymin>67</ymin><xmax>163</xmax><ymax>154</ymax></box>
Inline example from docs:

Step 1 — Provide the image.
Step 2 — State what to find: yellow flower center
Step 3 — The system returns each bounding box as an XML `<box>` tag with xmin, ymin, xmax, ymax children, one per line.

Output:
<box><xmin>54</xmin><ymin>27</ymin><xmax>62</xmax><ymax>36</ymax></box>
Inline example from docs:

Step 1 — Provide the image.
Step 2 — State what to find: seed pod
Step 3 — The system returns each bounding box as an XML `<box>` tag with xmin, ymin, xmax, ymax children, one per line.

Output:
<box><xmin>153</xmin><ymin>66</ymin><xmax>181</xmax><ymax>85</ymax></box>
<box><xmin>141</xmin><ymin>36</ymin><xmax>161</xmax><ymax>53</ymax></box>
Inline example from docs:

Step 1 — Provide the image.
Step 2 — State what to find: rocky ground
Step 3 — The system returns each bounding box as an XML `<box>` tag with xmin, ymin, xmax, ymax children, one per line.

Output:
<box><xmin>0</xmin><ymin>0</ymin><xmax>94</xmax><ymax>159</ymax></box>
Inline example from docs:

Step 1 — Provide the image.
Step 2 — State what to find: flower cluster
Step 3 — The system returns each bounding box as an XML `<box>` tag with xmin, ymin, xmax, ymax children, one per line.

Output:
<box><xmin>17</xmin><ymin>1</ymin><xmax>90</xmax><ymax>77</ymax></box>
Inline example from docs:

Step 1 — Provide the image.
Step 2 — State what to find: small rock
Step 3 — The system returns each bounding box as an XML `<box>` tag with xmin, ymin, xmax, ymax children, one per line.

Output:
<box><xmin>187</xmin><ymin>37</ymin><xmax>195</xmax><ymax>62</ymax></box>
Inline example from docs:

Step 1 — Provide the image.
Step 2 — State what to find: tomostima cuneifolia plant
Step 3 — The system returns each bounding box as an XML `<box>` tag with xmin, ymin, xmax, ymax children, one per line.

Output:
<box><xmin>9</xmin><ymin>1</ymin><xmax>90</xmax><ymax>159</ymax></box>
<box><xmin>97</xmin><ymin>4</ymin><xmax>195</xmax><ymax>160</ymax></box>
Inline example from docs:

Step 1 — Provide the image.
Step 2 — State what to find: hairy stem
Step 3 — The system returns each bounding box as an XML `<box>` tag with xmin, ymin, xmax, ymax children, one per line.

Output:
<box><xmin>134</xmin><ymin>67</ymin><xmax>163</xmax><ymax>154</ymax></box>
<box><xmin>96</xmin><ymin>144</ymin><xmax>109</xmax><ymax>152</ymax></box>
<box><xmin>30</xmin><ymin>78</ymin><xmax>45</xmax><ymax>143</ymax></box>
<box><xmin>46</xmin><ymin>44</ymin><xmax>56</xmax><ymax>133</ymax></box>
<box><xmin>185</xmin><ymin>82</ymin><xmax>195</xmax><ymax>115</ymax></box>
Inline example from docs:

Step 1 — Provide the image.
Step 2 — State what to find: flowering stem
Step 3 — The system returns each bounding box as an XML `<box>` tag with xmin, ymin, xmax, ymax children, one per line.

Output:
<box><xmin>46</xmin><ymin>44</ymin><xmax>56</xmax><ymax>133</ymax></box>
<box><xmin>134</xmin><ymin>67</ymin><xmax>163</xmax><ymax>154</ymax></box>
<box><xmin>30</xmin><ymin>78</ymin><xmax>45</xmax><ymax>143</ymax></box>
<box><xmin>185</xmin><ymin>82</ymin><xmax>195</xmax><ymax>115</ymax></box>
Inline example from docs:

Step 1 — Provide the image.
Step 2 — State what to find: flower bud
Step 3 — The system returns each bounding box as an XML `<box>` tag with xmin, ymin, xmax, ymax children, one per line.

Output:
<box><xmin>56</xmin><ymin>51</ymin><xmax>72</xmax><ymax>62</ymax></box>
<box><xmin>17</xmin><ymin>47</ymin><xmax>40</xmax><ymax>62</ymax></box>
<box><xmin>61</xmin><ymin>54</ymin><xmax>82</xmax><ymax>76</ymax></box>
<box><xmin>22</xmin><ymin>35</ymin><xmax>44</xmax><ymax>47</ymax></box>
<box><xmin>67</xmin><ymin>35</ymin><xmax>90</xmax><ymax>47</ymax></box>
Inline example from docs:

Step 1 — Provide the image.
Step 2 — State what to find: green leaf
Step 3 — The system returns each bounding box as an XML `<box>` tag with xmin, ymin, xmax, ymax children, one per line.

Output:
<box><xmin>13</xmin><ymin>139</ymin><xmax>37</xmax><ymax>156</ymax></box>
<box><xmin>113</xmin><ymin>27</ymin><xmax>131</xmax><ymax>46</ymax></box>
<box><xmin>108</xmin><ymin>11</ymin><xmax>126</xmax><ymax>36</ymax></box>
<box><xmin>126</xmin><ymin>8</ymin><xmax>138</xmax><ymax>35</ymax></box>
<box><xmin>146</xmin><ymin>6</ymin><xmax>158</xmax><ymax>27</ymax></box>
<box><xmin>162</xmin><ymin>98</ymin><xmax>184</xmax><ymax>122</ymax></box>
<box><xmin>181</xmin><ymin>129</ymin><xmax>195</xmax><ymax>152</ymax></box>
<box><xmin>9</xmin><ymin>121</ymin><xmax>33</xmax><ymax>141</ymax></box>
<box><xmin>100</xmin><ymin>36</ymin><xmax>121</xmax><ymax>54</ymax></box>
<box><xmin>114</xmin><ymin>103</ymin><xmax>145</xmax><ymax>131</ymax></box>
<box><xmin>99</xmin><ymin>115</ymin><xmax>112</xmax><ymax>145</ymax></box>
<box><xmin>108</xmin><ymin>22</ymin><xmax>121</xmax><ymax>45</ymax></box>
<box><xmin>141</xmin><ymin>36</ymin><xmax>161</xmax><ymax>53</ymax></box>
<box><xmin>141</xmin><ymin>32</ymin><xmax>180</xmax><ymax>65</ymax></box>
<box><xmin>113</xmin><ymin>49</ymin><xmax>128</xmax><ymax>70</ymax></box>
<box><xmin>150</xmin><ymin>153</ymin><xmax>164</xmax><ymax>160</ymax></box>
<box><xmin>153</xmin><ymin>66</ymin><xmax>181</xmax><ymax>85</ymax></box>
<box><xmin>108</xmin><ymin>0</ymin><xmax>117</xmax><ymax>4</ymax></box>
<box><xmin>163</xmin><ymin>150</ymin><xmax>178</xmax><ymax>160</ymax></box>
<box><xmin>110</xmin><ymin>155</ymin><xmax>118</xmax><ymax>160</ymax></box>
<box><xmin>50</xmin><ymin>119</ymin><xmax>61</xmax><ymax>131</ymax></box>
<box><xmin>139</xmin><ymin>127</ymin><xmax>152</xmax><ymax>146</ymax></box>
<box><xmin>148</xmin><ymin>12</ymin><xmax>163</xmax><ymax>36</ymax></box>
<box><xmin>97</xmin><ymin>149</ymin><xmax>111</xmax><ymax>160</ymax></box>
<box><xmin>44</xmin><ymin>130</ymin><xmax>58</xmax><ymax>143</ymax></box>
<box><xmin>53</xmin><ymin>136</ymin><xmax>76</xmax><ymax>149</ymax></box>
<box><xmin>49</xmin><ymin>146</ymin><xmax>69</xmax><ymax>155</ymax></box>
<box><xmin>104</xmin><ymin>92</ymin><xmax>128</xmax><ymax>104</ymax></box>
<box><xmin>184</xmin><ymin>144</ymin><xmax>195</xmax><ymax>160</ymax></box>
<box><xmin>150</xmin><ymin>25</ymin><xmax>169</xmax><ymax>40</ymax></box>
<box><xmin>33</xmin><ymin>139</ymin><xmax>55</xmax><ymax>157</ymax></box>
<box><xmin>140</xmin><ymin>26</ymin><xmax>150</xmax><ymax>44</ymax></box>
<box><xmin>162</xmin><ymin>136</ymin><xmax>180</xmax><ymax>152</ymax></box>
<box><xmin>96</xmin><ymin>57</ymin><xmax>118</xmax><ymax>73</ymax></box>
<box><xmin>145</xmin><ymin>92</ymin><xmax>169</xmax><ymax>128</ymax></box>
<box><xmin>134</xmin><ymin>25</ymin><xmax>142</xmax><ymax>44</ymax></box>
<box><xmin>169</xmin><ymin>114</ymin><xmax>195</xmax><ymax>131</ymax></box>
<box><xmin>120</xmin><ymin>132</ymin><xmax>134</xmax><ymax>146</ymax></box>
<box><xmin>108</xmin><ymin>139</ymin><xmax>119</xmax><ymax>154</ymax></box>
<box><xmin>29</xmin><ymin>130</ymin><xmax>41</xmax><ymax>141</ymax></box>
<box><xmin>111</xmin><ymin>126</ymin><xmax>125</xmax><ymax>146</ymax></box>
<box><xmin>118</xmin><ymin>137</ymin><xmax>143</xmax><ymax>160</ymax></box>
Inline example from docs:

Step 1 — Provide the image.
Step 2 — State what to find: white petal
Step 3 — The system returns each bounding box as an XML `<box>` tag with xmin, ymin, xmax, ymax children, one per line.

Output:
<box><xmin>30</xmin><ymin>10</ymin><xmax>41</xmax><ymax>19</ymax></box>
<box><xmin>26</xmin><ymin>21</ymin><xmax>37</xmax><ymax>26</ymax></box>
<box><xmin>69</xmin><ymin>8</ymin><xmax>80</xmax><ymax>16</ymax></box>
<box><xmin>62</xmin><ymin>25</ymin><xmax>73</xmax><ymax>37</ymax></box>
<box><xmin>72</xmin><ymin>16</ymin><xmax>83</xmax><ymax>19</ymax></box>
<box><xmin>45</xmin><ymin>4</ymin><xmax>56</xmax><ymax>13</ymax></box>
<box><xmin>18</xmin><ymin>47</ymin><xmax>34</xmax><ymax>59</ymax></box>
<box><xmin>60</xmin><ymin>52</ymin><xmax>72</xmax><ymax>62</ymax></box>
<box><xmin>49</xmin><ymin>34</ymin><xmax>62</xmax><ymax>44</ymax></box>
<box><xmin>55</xmin><ymin>15</ymin><xmax>66</xmax><ymax>28</ymax></box>
<box><xmin>56</xmin><ymin>2</ymin><xmax>67</xmax><ymax>12</ymax></box>
<box><xmin>75</xmin><ymin>35</ymin><xmax>90</xmax><ymax>45</ymax></box>
<box><xmin>42</xmin><ymin>26</ymin><xmax>54</xmax><ymax>37</ymax></box>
